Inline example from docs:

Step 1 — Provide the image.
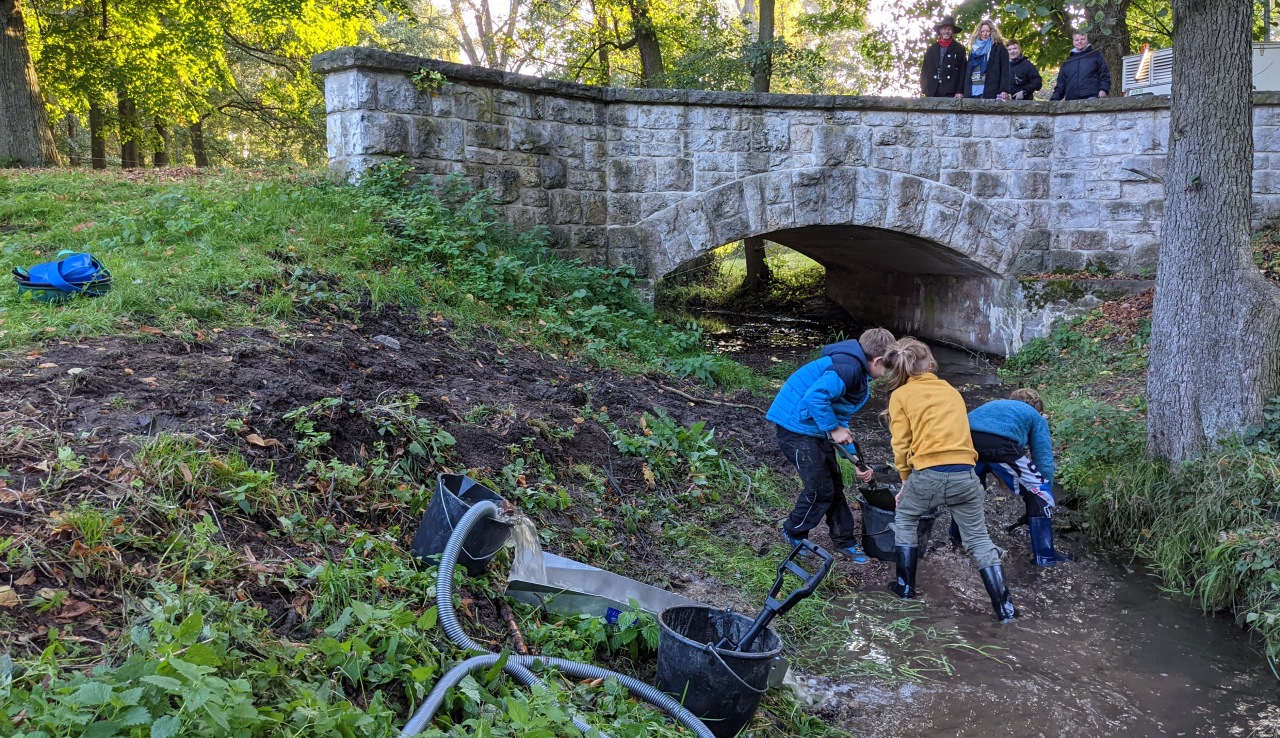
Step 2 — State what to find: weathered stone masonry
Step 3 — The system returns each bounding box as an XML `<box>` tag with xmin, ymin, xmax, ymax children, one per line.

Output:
<box><xmin>314</xmin><ymin>47</ymin><xmax>1280</xmax><ymax>353</ymax></box>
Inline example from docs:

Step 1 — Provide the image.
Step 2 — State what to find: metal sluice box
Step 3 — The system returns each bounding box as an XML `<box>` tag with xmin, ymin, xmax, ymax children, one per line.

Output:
<box><xmin>505</xmin><ymin>551</ymin><xmax>700</xmax><ymax>624</ymax></box>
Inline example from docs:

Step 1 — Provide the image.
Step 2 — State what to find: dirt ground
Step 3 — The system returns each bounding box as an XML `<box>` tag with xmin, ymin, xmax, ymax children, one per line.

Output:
<box><xmin>0</xmin><ymin>307</ymin><xmax>1105</xmax><ymax>736</ymax></box>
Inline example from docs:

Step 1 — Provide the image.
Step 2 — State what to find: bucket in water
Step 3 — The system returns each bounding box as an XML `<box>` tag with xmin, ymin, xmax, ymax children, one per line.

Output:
<box><xmin>656</xmin><ymin>606</ymin><xmax>782</xmax><ymax>738</ymax></box>
<box><xmin>411</xmin><ymin>474</ymin><xmax>511</xmax><ymax>576</ymax></box>
<box><xmin>857</xmin><ymin>497</ymin><xmax>937</xmax><ymax>562</ymax></box>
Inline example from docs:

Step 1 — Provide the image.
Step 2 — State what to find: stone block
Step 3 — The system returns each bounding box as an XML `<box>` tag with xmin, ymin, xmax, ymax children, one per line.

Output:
<box><xmin>815</xmin><ymin>125</ymin><xmax>870</xmax><ymax>166</ymax></box>
<box><xmin>1084</xmin><ymin>178</ymin><xmax>1121</xmax><ymax>200</ymax></box>
<box><xmin>937</xmin><ymin>116</ymin><xmax>972</xmax><ymax>137</ymax></box>
<box><xmin>324</xmin><ymin>70</ymin><xmax>374</xmax><ymax>114</ymax></box>
<box><xmin>1051</xmin><ymin>200</ymin><xmax>1100</xmax><ymax>229</ymax></box>
<box><xmin>674</xmin><ymin>200</ymin><xmax>716</xmax><ymax>253</ymax></box>
<box><xmin>885</xmin><ymin>175</ymin><xmax>926</xmax><ymax>235</ymax></box>
<box><xmin>581</xmin><ymin>193</ymin><xmax>608</xmax><ymax>225</ymax></box>
<box><xmin>822</xmin><ymin>167</ymin><xmax>857</xmax><ymax>224</ymax></box>
<box><xmin>1256</xmin><ymin>170</ymin><xmax>1280</xmax><ymax>195</ymax></box>
<box><xmin>608</xmin><ymin>158</ymin><xmax>655</xmax><ymax>192</ymax></box>
<box><xmin>373</xmin><ymin>73</ymin><xmax>422</xmax><ymax>113</ymax></box>
<box><xmin>1010</xmin><ymin>170</ymin><xmax>1049</xmax><ymax>200</ymax></box>
<box><xmin>571</xmin><ymin>225</ymin><xmax>607</xmax><ymax>250</ymax></box>
<box><xmin>519</xmin><ymin>187</ymin><xmax>548</xmax><ymax>208</ymax></box>
<box><xmin>1068</xmin><ymin>229</ymin><xmax>1107</xmax><ymax>251</ymax></box>
<box><xmin>694</xmin><ymin>152</ymin><xmax>735</xmax><ymax>172</ymax></box>
<box><xmin>685</xmin><ymin>131</ymin><xmax>718</xmax><ymax>154</ymax></box>
<box><xmin>852</xmin><ymin>197</ymin><xmax>887</xmax><ymax>228</ymax></box>
<box><xmin>951</xmin><ymin>199</ymin><xmax>992</xmax><ymax>257</ymax></box>
<box><xmin>736</xmin><ymin>153</ymin><xmax>770</xmax><ymax>176</ymax></box>
<box><xmin>972</xmin><ymin>171</ymin><xmax>1008</xmax><ymax>198</ymax></box>
<box><xmin>716</xmin><ymin>131</ymin><xmax>752</xmax><ymax>152</ymax></box>
<box><xmin>483</xmin><ymin>168</ymin><xmax>521</xmax><ymax>204</ymax></box>
<box><xmin>927</xmin><ymin>180</ymin><xmax>965</xmax><ymax>210</ymax></box>
<box><xmin>763</xmin><ymin>171</ymin><xmax>792</xmax><ymax>205</ymax></box>
<box><xmin>971</xmin><ymin>116</ymin><xmax>1011</xmax><ymax>138</ymax></box>
<box><xmin>656</xmin><ymin>158</ymin><xmax>694</xmax><ymax>191</ymax></box>
<box><xmin>959</xmin><ymin>141</ymin><xmax>991</xmax><ymax>168</ymax></box>
<box><xmin>920</xmin><ymin>200</ymin><xmax>960</xmax><ymax>244</ymax></box>
<box><xmin>499</xmin><ymin>151</ymin><xmax>537</xmax><ymax>168</ymax></box>
<box><xmin>942</xmin><ymin>170</ymin><xmax>973</xmax><ymax>193</ymax></box>
<box><xmin>704</xmin><ymin>181</ymin><xmax>746</xmax><ymax>219</ymax></box>
<box><xmin>871</xmin><ymin>146</ymin><xmax>912</xmax><ymax>171</ymax></box>
<box><xmin>1022</xmin><ymin>139</ymin><xmax>1054</xmax><ymax>160</ymax></box>
<box><xmin>464</xmin><ymin>146</ymin><xmax>504</xmax><ymax>165</ymax></box>
<box><xmin>765</xmin><ymin>203</ymin><xmax>795</xmax><ymax>230</ymax></box>
<box><xmin>348</xmin><ymin>112</ymin><xmax>410</xmax><ymax>156</ymax></box>
<box><xmin>863</xmin><ymin>111</ymin><xmax>907</xmax><ymax>127</ymax></box>
<box><xmin>1049</xmin><ymin>250</ymin><xmax>1087</xmax><ymax>272</ymax></box>
<box><xmin>690</xmin><ymin>107</ymin><xmax>747</xmax><ymax>130</ymax></box>
<box><xmin>567</xmin><ymin>169</ymin><xmax>606</xmax><ymax>190</ymax></box>
<box><xmin>608</xmin><ymin>193</ymin><xmax>643</xmax><ymax>226</ymax></box>
<box><xmin>1092</xmin><ymin>129</ymin><xmax>1135</xmax><ymax>156</ymax></box>
<box><xmin>638</xmin><ymin>105</ymin><xmax>687</xmax><ymax>129</ymax></box>
<box><xmin>791</xmin><ymin>169</ymin><xmax>827</xmax><ymax>225</ymax></box>
<box><xmin>583</xmin><ymin>140</ymin><xmax>607</xmax><ymax>169</ymax></box>
<box><xmin>642</xmin><ymin>193</ymin><xmax>683</xmax><ymax>219</ymax></box>
<box><xmin>466</xmin><ymin>121</ymin><xmax>509</xmax><ymax>150</ymax></box>
<box><xmin>1011</xmin><ymin>118</ymin><xmax>1053</xmax><ymax>140</ymax></box>
<box><xmin>1053</xmin><ymin>131</ymin><xmax>1090</xmax><ymax>159</ymax></box>
<box><xmin>1050</xmin><ymin>170</ymin><xmax>1087</xmax><ymax>200</ymax></box>
<box><xmin>989</xmin><ymin>139</ymin><xmax>1025</xmax><ymax>169</ymax></box>
<box><xmin>791</xmin><ymin>125</ymin><xmax>814</xmax><ymax>153</ymax></box>
<box><xmin>696</xmin><ymin>170</ymin><xmax>737</xmax><ymax>190</ymax></box>
<box><xmin>1081</xmin><ymin>113</ymin><xmax>1117</xmax><ymax>132</ymax></box>
<box><xmin>911</xmin><ymin>147</ymin><xmax>941</xmax><ymax>180</ymax></box>
<box><xmin>1103</xmin><ymin>200</ymin><xmax>1144</xmax><ymax>222</ymax></box>
<box><xmin>607</xmin><ymin>247</ymin><xmax>649</xmax><ymax>276</ymax></box>
<box><xmin>751</xmin><ymin>115</ymin><xmax>792</xmax><ymax>152</ymax></box>
<box><xmin>539</xmin><ymin>157</ymin><xmax>567</xmax><ymax>189</ymax></box>
<box><xmin>1013</xmin><ymin>200</ymin><xmax>1050</xmax><ymax>229</ymax></box>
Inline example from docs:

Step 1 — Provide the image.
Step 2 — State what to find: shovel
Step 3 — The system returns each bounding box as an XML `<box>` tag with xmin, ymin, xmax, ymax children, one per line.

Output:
<box><xmin>715</xmin><ymin>539</ymin><xmax>834</xmax><ymax>653</ymax></box>
<box><xmin>835</xmin><ymin>443</ymin><xmax>897</xmax><ymax>510</ymax></box>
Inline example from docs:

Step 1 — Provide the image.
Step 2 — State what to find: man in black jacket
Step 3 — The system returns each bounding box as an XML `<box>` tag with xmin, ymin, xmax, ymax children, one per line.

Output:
<box><xmin>1007</xmin><ymin>41</ymin><xmax>1043</xmax><ymax>100</ymax></box>
<box><xmin>1051</xmin><ymin>31</ymin><xmax>1111</xmax><ymax>100</ymax></box>
<box><xmin>920</xmin><ymin>16</ymin><xmax>967</xmax><ymax>98</ymax></box>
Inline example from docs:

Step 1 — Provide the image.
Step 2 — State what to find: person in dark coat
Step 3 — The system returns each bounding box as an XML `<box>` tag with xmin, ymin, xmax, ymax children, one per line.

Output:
<box><xmin>1051</xmin><ymin>31</ymin><xmax>1111</xmax><ymax>100</ymax></box>
<box><xmin>1007</xmin><ymin>40</ymin><xmax>1043</xmax><ymax>100</ymax></box>
<box><xmin>920</xmin><ymin>16</ymin><xmax>967</xmax><ymax>98</ymax></box>
<box><xmin>964</xmin><ymin>19</ymin><xmax>1012</xmax><ymax>99</ymax></box>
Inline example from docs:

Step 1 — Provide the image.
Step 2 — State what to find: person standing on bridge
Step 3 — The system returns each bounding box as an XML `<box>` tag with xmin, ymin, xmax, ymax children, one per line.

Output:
<box><xmin>880</xmin><ymin>338</ymin><xmax>1019</xmax><ymax>623</ymax></box>
<box><xmin>964</xmin><ymin>20</ymin><xmax>1012</xmax><ymax>100</ymax></box>
<box><xmin>921</xmin><ymin>16</ymin><xmax>967</xmax><ymax>98</ymax></box>
<box><xmin>1007</xmin><ymin>40</ymin><xmax>1043</xmax><ymax>100</ymax></box>
<box><xmin>767</xmin><ymin>329</ymin><xmax>896</xmax><ymax>565</ymax></box>
<box><xmin>1051</xmin><ymin>31</ymin><xmax>1112</xmax><ymax>101</ymax></box>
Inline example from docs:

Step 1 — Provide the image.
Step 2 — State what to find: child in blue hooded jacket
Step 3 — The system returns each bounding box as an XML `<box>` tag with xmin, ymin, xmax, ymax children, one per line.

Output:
<box><xmin>961</xmin><ymin>388</ymin><xmax>1074</xmax><ymax>565</ymax></box>
<box><xmin>766</xmin><ymin>329</ymin><xmax>895</xmax><ymax>563</ymax></box>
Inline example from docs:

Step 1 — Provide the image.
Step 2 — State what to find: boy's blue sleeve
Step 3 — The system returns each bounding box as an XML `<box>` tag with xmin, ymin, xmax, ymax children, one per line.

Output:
<box><xmin>801</xmin><ymin>372</ymin><xmax>847</xmax><ymax>433</ymax></box>
<box><xmin>1029</xmin><ymin>414</ymin><xmax>1055</xmax><ymax>484</ymax></box>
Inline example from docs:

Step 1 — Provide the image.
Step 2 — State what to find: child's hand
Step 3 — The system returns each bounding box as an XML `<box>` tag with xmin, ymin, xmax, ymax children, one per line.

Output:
<box><xmin>829</xmin><ymin>427</ymin><xmax>854</xmax><ymax>445</ymax></box>
<box><xmin>856</xmin><ymin>466</ymin><xmax>875</xmax><ymax>483</ymax></box>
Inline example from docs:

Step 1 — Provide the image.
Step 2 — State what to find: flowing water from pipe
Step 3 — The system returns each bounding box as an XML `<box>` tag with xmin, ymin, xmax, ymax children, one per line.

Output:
<box><xmin>507</xmin><ymin>515</ymin><xmax>547</xmax><ymax>584</ymax></box>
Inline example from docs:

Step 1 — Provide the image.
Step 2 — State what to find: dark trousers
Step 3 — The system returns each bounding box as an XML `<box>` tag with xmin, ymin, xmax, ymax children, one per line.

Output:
<box><xmin>777</xmin><ymin>426</ymin><xmax>857</xmax><ymax>547</ymax></box>
<box><xmin>972</xmin><ymin>431</ymin><xmax>1053</xmax><ymax>519</ymax></box>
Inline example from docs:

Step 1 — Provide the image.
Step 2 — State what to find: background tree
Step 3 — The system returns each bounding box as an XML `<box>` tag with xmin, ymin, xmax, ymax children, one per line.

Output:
<box><xmin>1147</xmin><ymin>0</ymin><xmax>1280</xmax><ymax>461</ymax></box>
<box><xmin>742</xmin><ymin>0</ymin><xmax>774</xmax><ymax>291</ymax></box>
<box><xmin>1</xmin><ymin>0</ymin><xmax>59</xmax><ymax>165</ymax></box>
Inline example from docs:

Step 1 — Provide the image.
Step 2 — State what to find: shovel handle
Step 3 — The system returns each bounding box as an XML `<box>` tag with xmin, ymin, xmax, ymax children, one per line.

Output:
<box><xmin>834</xmin><ymin>442</ymin><xmax>873</xmax><ymax>473</ymax></box>
<box><xmin>725</xmin><ymin>541</ymin><xmax>834</xmax><ymax>652</ymax></box>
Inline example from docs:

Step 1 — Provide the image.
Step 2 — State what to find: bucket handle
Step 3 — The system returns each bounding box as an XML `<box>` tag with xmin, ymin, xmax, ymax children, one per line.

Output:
<box><xmin>700</xmin><ymin>642</ymin><xmax>769</xmax><ymax>695</ymax></box>
<box><xmin>441</xmin><ymin>488</ymin><xmax>505</xmax><ymax>562</ymax></box>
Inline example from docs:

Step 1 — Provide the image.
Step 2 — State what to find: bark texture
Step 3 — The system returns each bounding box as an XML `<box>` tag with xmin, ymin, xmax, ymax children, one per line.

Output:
<box><xmin>1147</xmin><ymin>0</ymin><xmax>1280</xmax><ymax>461</ymax></box>
<box><xmin>629</xmin><ymin>0</ymin><xmax>664</xmax><ymax>88</ymax></box>
<box><xmin>89</xmin><ymin>102</ymin><xmax>106</xmax><ymax>169</ymax></box>
<box><xmin>0</xmin><ymin>0</ymin><xmax>58</xmax><ymax>166</ymax></box>
<box><xmin>742</xmin><ymin>0</ymin><xmax>774</xmax><ymax>291</ymax></box>
<box><xmin>190</xmin><ymin>118</ymin><xmax>208</xmax><ymax>167</ymax></box>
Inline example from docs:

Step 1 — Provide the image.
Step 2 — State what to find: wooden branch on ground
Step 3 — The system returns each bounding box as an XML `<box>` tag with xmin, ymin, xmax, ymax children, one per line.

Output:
<box><xmin>499</xmin><ymin>601</ymin><xmax>529</xmax><ymax>655</ymax></box>
<box><xmin>657</xmin><ymin>383</ymin><xmax>765</xmax><ymax>414</ymax></box>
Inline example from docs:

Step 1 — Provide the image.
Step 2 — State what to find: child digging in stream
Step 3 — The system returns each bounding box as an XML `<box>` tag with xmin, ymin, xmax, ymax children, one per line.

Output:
<box><xmin>766</xmin><ymin>328</ymin><xmax>896</xmax><ymax>564</ymax></box>
<box><xmin>880</xmin><ymin>338</ymin><xmax>1020</xmax><ymax>623</ymax></box>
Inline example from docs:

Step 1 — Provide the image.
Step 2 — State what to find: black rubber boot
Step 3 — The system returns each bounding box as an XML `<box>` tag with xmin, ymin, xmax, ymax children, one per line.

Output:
<box><xmin>979</xmin><ymin>565</ymin><xmax>1020</xmax><ymax>623</ymax></box>
<box><xmin>887</xmin><ymin>544</ymin><xmax>919</xmax><ymax>599</ymax></box>
<box><xmin>1029</xmin><ymin>517</ymin><xmax>1076</xmax><ymax>566</ymax></box>
<box><xmin>948</xmin><ymin>517</ymin><xmax>962</xmax><ymax>547</ymax></box>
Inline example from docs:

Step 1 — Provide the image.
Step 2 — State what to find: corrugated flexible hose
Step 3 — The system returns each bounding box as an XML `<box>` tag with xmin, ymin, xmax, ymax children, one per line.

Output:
<box><xmin>398</xmin><ymin>500</ymin><xmax>716</xmax><ymax>738</ymax></box>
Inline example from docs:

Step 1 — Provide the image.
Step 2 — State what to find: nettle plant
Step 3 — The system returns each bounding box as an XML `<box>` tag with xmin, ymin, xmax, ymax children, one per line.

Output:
<box><xmin>611</xmin><ymin>409</ymin><xmax>738</xmax><ymax>493</ymax></box>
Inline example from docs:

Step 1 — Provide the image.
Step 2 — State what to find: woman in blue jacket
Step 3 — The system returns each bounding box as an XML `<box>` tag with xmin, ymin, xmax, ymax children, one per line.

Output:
<box><xmin>766</xmin><ymin>329</ymin><xmax>895</xmax><ymax>564</ymax></box>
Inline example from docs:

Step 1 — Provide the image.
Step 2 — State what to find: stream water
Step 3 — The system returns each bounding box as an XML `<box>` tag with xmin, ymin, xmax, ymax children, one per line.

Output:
<box><xmin>675</xmin><ymin>305</ymin><xmax>1280</xmax><ymax>738</ymax></box>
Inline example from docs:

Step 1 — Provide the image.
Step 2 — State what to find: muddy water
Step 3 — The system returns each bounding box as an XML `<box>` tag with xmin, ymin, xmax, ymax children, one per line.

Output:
<box><xmin>678</xmin><ymin>306</ymin><xmax>1280</xmax><ymax>738</ymax></box>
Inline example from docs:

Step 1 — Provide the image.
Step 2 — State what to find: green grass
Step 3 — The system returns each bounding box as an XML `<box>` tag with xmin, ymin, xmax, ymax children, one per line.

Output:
<box><xmin>655</xmin><ymin>241</ymin><xmax>827</xmax><ymax>311</ymax></box>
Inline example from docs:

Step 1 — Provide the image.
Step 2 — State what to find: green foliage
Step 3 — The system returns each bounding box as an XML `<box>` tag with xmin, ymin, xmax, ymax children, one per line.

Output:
<box><xmin>521</xmin><ymin>605</ymin><xmax>661</xmax><ymax>664</ymax></box>
<box><xmin>612</xmin><ymin>409</ymin><xmax>735</xmax><ymax>489</ymax></box>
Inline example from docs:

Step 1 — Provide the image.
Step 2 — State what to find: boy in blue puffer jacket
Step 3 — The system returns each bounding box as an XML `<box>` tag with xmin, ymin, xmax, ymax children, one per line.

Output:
<box><xmin>766</xmin><ymin>329</ymin><xmax>895</xmax><ymax>564</ymax></box>
<box><xmin>960</xmin><ymin>388</ymin><xmax>1074</xmax><ymax>566</ymax></box>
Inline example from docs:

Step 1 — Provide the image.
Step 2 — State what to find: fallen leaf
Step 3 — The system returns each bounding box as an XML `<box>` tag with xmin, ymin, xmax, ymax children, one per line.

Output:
<box><xmin>245</xmin><ymin>434</ymin><xmax>280</xmax><ymax>448</ymax></box>
<box><xmin>139</xmin><ymin>326</ymin><xmax>164</xmax><ymax>335</ymax></box>
<box><xmin>35</xmin><ymin>587</ymin><xmax>60</xmax><ymax>600</ymax></box>
<box><xmin>55</xmin><ymin>599</ymin><xmax>95</xmax><ymax>621</ymax></box>
<box><xmin>178</xmin><ymin>462</ymin><xmax>194</xmax><ymax>484</ymax></box>
<box><xmin>0</xmin><ymin>587</ymin><xmax>19</xmax><ymax>608</ymax></box>
<box><xmin>138</xmin><ymin>377</ymin><xmax>159</xmax><ymax>387</ymax></box>
<box><xmin>123</xmin><ymin>368</ymin><xmax>135</xmax><ymax>375</ymax></box>
<box><xmin>71</xmin><ymin>221</ymin><xmax>96</xmax><ymax>232</ymax></box>
<box><xmin>37</xmin><ymin>362</ymin><xmax>58</xmax><ymax>369</ymax></box>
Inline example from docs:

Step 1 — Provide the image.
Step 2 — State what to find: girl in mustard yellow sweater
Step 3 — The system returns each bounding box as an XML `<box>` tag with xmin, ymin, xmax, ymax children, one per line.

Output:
<box><xmin>880</xmin><ymin>338</ymin><xmax>1019</xmax><ymax>623</ymax></box>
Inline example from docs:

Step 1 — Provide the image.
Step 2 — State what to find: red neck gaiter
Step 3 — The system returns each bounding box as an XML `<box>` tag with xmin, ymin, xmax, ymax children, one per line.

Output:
<box><xmin>938</xmin><ymin>38</ymin><xmax>952</xmax><ymax>47</ymax></box>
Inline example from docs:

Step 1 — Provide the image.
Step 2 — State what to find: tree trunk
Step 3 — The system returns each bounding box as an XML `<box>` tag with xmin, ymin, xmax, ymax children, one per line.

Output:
<box><xmin>89</xmin><ymin>102</ymin><xmax>106</xmax><ymax>169</ymax></box>
<box><xmin>190</xmin><ymin>118</ymin><xmax>208</xmax><ymax>167</ymax></box>
<box><xmin>66</xmin><ymin>115</ymin><xmax>80</xmax><ymax>167</ymax></box>
<box><xmin>0</xmin><ymin>0</ymin><xmax>59</xmax><ymax>166</ymax></box>
<box><xmin>153</xmin><ymin>122</ymin><xmax>169</xmax><ymax>167</ymax></box>
<box><xmin>742</xmin><ymin>0</ymin><xmax>775</xmax><ymax>291</ymax></box>
<box><xmin>118</xmin><ymin>94</ymin><xmax>138</xmax><ymax>168</ymax></box>
<box><xmin>1147</xmin><ymin>0</ymin><xmax>1280</xmax><ymax>461</ymax></box>
<box><xmin>1091</xmin><ymin>0</ymin><xmax>1133</xmax><ymax>87</ymax></box>
<box><xmin>629</xmin><ymin>0</ymin><xmax>664</xmax><ymax>87</ymax></box>
<box><xmin>592</xmin><ymin>0</ymin><xmax>610</xmax><ymax>84</ymax></box>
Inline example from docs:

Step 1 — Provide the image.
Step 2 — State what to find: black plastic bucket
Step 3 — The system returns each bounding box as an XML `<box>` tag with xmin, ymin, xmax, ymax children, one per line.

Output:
<box><xmin>857</xmin><ymin>498</ymin><xmax>937</xmax><ymax>562</ymax></box>
<box><xmin>656</xmin><ymin>606</ymin><xmax>782</xmax><ymax>738</ymax></box>
<box><xmin>411</xmin><ymin>474</ymin><xmax>511</xmax><ymax>576</ymax></box>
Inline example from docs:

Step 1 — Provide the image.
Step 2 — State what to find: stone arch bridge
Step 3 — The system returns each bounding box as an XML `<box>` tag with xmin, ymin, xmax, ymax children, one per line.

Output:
<box><xmin>314</xmin><ymin>47</ymin><xmax>1280</xmax><ymax>354</ymax></box>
